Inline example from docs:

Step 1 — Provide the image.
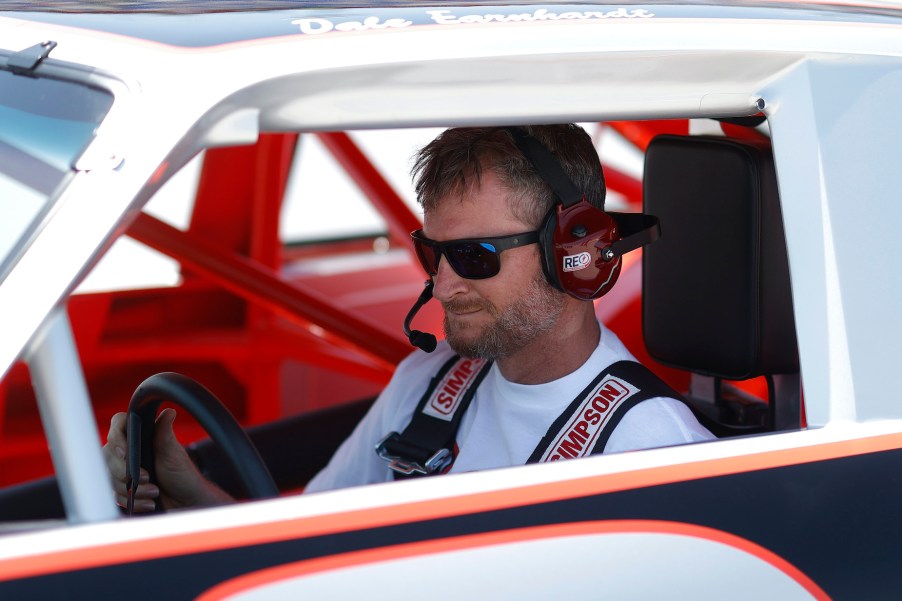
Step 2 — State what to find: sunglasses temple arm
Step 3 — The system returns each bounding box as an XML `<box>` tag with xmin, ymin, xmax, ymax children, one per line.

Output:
<box><xmin>403</xmin><ymin>280</ymin><xmax>438</xmax><ymax>353</ymax></box>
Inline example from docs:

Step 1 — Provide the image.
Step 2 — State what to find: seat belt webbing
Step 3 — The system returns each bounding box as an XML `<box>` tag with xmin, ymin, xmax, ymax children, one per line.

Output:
<box><xmin>376</xmin><ymin>355</ymin><xmax>492</xmax><ymax>479</ymax></box>
<box><xmin>527</xmin><ymin>360</ymin><xmax>688</xmax><ymax>463</ymax></box>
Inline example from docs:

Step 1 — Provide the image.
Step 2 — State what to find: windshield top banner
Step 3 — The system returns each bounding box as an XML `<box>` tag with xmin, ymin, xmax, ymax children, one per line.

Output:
<box><xmin>3</xmin><ymin>3</ymin><xmax>896</xmax><ymax>48</ymax></box>
<box><xmin>291</xmin><ymin>6</ymin><xmax>652</xmax><ymax>35</ymax></box>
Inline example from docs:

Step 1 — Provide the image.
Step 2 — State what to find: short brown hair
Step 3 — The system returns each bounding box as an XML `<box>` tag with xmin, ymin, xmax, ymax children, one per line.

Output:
<box><xmin>412</xmin><ymin>124</ymin><xmax>605</xmax><ymax>227</ymax></box>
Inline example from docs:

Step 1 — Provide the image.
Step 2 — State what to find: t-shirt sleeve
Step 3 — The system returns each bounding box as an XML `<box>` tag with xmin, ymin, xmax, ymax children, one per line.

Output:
<box><xmin>303</xmin><ymin>348</ymin><xmax>446</xmax><ymax>494</ymax></box>
<box><xmin>302</xmin><ymin>391</ymin><xmax>396</xmax><ymax>493</ymax></box>
<box><xmin>604</xmin><ymin>397</ymin><xmax>715</xmax><ymax>454</ymax></box>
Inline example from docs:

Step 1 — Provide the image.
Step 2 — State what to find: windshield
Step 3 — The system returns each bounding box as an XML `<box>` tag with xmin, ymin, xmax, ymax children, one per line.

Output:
<box><xmin>0</xmin><ymin>68</ymin><xmax>113</xmax><ymax>278</ymax></box>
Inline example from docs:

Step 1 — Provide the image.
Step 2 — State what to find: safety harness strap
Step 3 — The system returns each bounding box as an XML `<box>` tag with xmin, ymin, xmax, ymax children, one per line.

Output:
<box><xmin>527</xmin><ymin>360</ymin><xmax>687</xmax><ymax>463</ymax></box>
<box><xmin>376</xmin><ymin>355</ymin><xmax>492</xmax><ymax>479</ymax></box>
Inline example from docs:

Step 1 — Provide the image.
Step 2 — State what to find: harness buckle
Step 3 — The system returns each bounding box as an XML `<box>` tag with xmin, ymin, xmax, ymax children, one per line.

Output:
<box><xmin>375</xmin><ymin>432</ymin><xmax>453</xmax><ymax>476</ymax></box>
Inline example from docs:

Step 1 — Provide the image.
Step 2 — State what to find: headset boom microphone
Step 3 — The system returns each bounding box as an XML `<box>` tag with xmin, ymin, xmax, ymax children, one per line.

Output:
<box><xmin>403</xmin><ymin>280</ymin><xmax>438</xmax><ymax>352</ymax></box>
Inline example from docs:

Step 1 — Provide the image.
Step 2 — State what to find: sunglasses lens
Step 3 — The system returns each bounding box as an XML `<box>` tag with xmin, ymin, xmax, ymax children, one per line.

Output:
<box><xmin>410</xmin><ymin>231</ymin><xmax>507</xmax><ymax>279</ymax></box>
<box><xmin>413</xmin><ymin>238</ymin><xmax>440</xmax><ymax>275</ymax></box>
<box><xmin>446</xmin><ymin>242</ymin><xmax>500</xmax><ymax>279</ymax></box>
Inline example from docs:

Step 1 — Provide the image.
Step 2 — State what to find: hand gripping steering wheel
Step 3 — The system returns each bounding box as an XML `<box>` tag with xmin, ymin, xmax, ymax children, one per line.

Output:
<box><xmin>126</xmin><ymin>372</ymin><xmax>278</xmax><ymax>513</ymax></box>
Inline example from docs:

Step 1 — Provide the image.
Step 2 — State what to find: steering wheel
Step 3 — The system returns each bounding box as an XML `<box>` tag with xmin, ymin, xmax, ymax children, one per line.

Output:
<box><xmin>126</xmin><ymin>372</ymin><xmax>278</xmax><ymax>513</ymax></box>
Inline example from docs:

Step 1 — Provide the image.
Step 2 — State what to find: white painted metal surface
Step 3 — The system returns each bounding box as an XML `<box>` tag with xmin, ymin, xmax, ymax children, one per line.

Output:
<box><xmin>28</xmin><ymin>311</ymin><xmax>120</xmax><ymax>524</ymax></box>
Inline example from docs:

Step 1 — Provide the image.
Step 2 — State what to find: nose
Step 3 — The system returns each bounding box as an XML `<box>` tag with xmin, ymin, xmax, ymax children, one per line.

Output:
<box><xmin>431</xmin><ymin>253</ymin><xmax>469</xmax><ymax>302</ymax></box>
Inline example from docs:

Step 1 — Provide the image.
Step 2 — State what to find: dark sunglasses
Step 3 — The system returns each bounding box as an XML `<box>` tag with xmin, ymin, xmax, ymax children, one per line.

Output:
<box><xmin>410</xmin><ymin>229</ymin><xmax>540</xmax><ymax>280</ymax></box>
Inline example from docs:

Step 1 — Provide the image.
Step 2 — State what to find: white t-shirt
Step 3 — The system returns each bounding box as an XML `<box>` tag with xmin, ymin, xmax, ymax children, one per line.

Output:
<box><xmin>305</xmin><ymin>323</ymin><xmax>714</xmax><ymax>493</ymax></box>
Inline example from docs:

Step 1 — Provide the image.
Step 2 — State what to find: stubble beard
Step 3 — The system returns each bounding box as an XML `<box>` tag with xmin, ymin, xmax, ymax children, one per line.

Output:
<box><xmin>442</xmin><ymin>274</ymin><xmax>566</xmax><ymax>360</ymax></box>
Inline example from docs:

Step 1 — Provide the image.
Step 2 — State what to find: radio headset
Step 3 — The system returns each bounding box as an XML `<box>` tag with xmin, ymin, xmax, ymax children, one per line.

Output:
<box><xmin>404</xmin><ymin>126</ymin><xmax>661</xmax><ymax>352</ymax></box>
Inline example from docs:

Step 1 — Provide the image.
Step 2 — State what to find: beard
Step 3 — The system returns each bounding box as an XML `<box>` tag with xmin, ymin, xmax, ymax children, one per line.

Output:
<box><xmin>442</xmin><ymin>274</ymin><xmax>566</xmax><ymax>360</ymax></box>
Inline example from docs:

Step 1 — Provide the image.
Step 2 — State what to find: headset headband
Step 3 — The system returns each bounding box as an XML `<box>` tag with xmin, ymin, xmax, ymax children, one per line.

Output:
<box><xmin>506</xmin><ymin>126</ymin><xmax>598</xmax><ymax>209</ymax></box>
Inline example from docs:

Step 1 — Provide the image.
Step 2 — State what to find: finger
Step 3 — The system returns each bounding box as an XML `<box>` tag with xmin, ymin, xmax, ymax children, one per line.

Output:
<box><xmin>154</xmin><ymin>408</ymin><xmax>179</xmax><ymax>447</ymax></box>
<box><xmin>102</xmin><ymin>413</ymin><xmax>128</xmax><ymax>480</ymax></box>
<box><xmin>106</xmin><ymin>412</ymin><xmax>127</xmax><ymax>445</ymax></box>
<box><xmin>111</xmin><ymin>467</ymin><xmax>151</xmax><ymax>496</ymax></box>
<box><xmin>103</xmin><ymin>447</ymin><xmax>128</xmax><ymax>485</ymax></box>
<box><xmin>104</xmin><ymin>445</ymin><xmax>150</xmax><ymax>484</ymax></box>
<box><xmin>116</xmin><ymin>494</ymin><xmax>156</xmax><ymax>513</ymax></box>
<box><xmin>103</xmin><ymin>441</ymin><xmax>128</xmax><ymax>482</ymax></box>
<box><xmin>114</xmin><ymin>477</ymin><xmax>160</xmax><ymax>510</ymax></box>
<box><xmin>154</xmin><ymin>408</ymin><xmax>191</xmax><ymax>469</ymax></box>
<box><xmin>131</xmin><ymin>482</ymin><xmax>160</xmax><ymax>501</ymax></box>
<box><xmin>112</xmin><ymin>479</ymin><xmax>129</xmax><ymax>498</ymax></box>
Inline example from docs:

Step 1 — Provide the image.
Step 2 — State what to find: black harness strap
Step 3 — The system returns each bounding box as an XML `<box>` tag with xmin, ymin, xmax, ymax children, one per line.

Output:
<box><xmin>527</xmin><ymin>360</ymin><xmax>692</xmax><ymax>463</ymax></box>
<box><xmin>376</xmin><ymin>355</ymin><xmax>492</xmax><ymax>479</ymax></box>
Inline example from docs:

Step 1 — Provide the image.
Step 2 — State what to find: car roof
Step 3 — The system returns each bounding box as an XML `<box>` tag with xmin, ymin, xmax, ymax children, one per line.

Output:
<box><xmin>4</xmin><ymin>0</ymin><xmax>902</xmax><ymax>50</ymax></box>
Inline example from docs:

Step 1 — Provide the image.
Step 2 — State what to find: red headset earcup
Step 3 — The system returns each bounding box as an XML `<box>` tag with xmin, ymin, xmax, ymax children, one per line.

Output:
<box><xmin>540</xmin><ymin>200</ymin><xmax>621</xmax><ymax>300</ymax></box>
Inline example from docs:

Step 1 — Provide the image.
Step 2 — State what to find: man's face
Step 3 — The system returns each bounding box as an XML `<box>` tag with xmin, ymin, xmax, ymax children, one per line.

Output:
<box><xmin>423</xmin><ymin>171</ymin><xmax>565</xmax><ymax>359</ymax></box>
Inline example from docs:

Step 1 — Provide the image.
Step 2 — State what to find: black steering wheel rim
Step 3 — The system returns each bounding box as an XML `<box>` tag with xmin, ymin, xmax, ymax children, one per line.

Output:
<box><xmin>127</xmin><ymin>372</ymin><xmax>278</xmax><ymax>512</ymax></box>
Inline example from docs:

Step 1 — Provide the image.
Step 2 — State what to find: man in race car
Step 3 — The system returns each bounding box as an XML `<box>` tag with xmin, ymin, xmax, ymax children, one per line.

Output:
<box><xmin>104</xmin><ymin>124</ymin><xmax>714</xmax><ymax>511</ymax></box>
